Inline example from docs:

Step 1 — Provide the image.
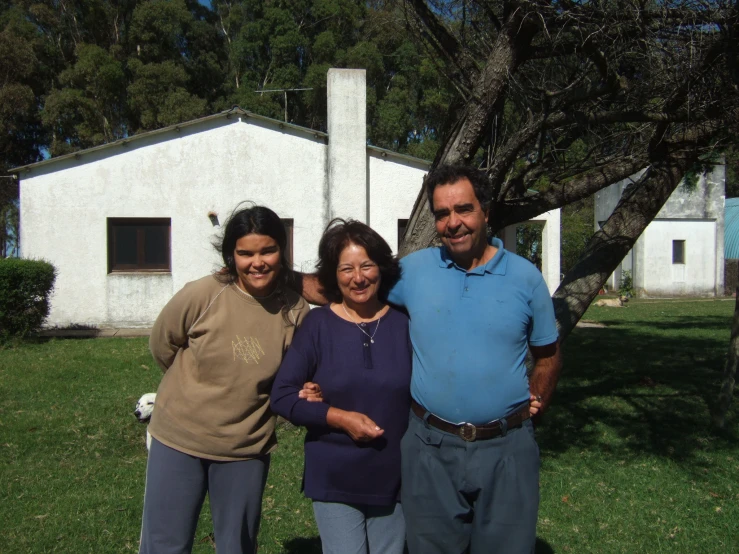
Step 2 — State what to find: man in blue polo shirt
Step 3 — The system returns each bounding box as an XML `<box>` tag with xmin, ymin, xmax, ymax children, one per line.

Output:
<box><xmin>389</xmin><ymin>165</ymin><xmax>561</xmax><ymax>554</ymax></box>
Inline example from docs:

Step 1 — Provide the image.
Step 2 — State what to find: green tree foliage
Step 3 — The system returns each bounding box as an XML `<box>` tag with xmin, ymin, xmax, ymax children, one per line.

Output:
<box><xmin>725</xmin><ymin>146</ymin><xmax>739</xmax><ymax>198</ymax></box>
<box><xmin>560</xmin><ymin>198</ymin><xmax>594</xmax><ymax>275</ymax></box>
<box><xmin>0</xmin><ymin>0</ymin><xmax>455</xmax><ymax>256</ymax></box>
<box><xmin>210</xmin><ymin>0</ymin><xmax>453</xmax><ymax>144</ymax></box>
<box><xmin>42</xmin><ymin>44</ymin><xmax>127</xmax><ymax>152</ymax></box>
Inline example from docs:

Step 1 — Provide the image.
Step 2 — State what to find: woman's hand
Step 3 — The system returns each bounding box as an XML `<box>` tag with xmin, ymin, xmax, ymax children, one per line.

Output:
<box><xmin>326</xmin><ymin>407</ymin><xmax>384</xmax><ymax>442</ymax></box>
<box><xmin>299</xmin><ymin>382</ymin><xmax>323</xmax><ymax>402</ymax></box>
<box><xmin>529</xmin><ymin>393</ymin><xmax>543</xmax><ymax>417</ymax></box>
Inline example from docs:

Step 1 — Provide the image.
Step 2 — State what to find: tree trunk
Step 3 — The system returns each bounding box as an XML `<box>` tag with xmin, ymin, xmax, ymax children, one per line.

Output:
<box><xmin>398</xmin><ymin>9</ymin><xmax>539</xmax><ymax>257</ymax></box>
<box><xmin>551</xmin><ymin>154</ymin><xmax>696</xmax><ymax>340</ymax></box>
<box><xmin>712</xmin><ymin>278</ymin><xmax>739</xmax><ymax>428</ymax></box>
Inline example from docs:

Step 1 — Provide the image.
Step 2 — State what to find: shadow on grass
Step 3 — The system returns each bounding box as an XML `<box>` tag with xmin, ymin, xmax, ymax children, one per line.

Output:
<box><xmin>281</xmin><ymin>536</ymin><xmax>553</xmax><ymax>553</ymax></box>
<box><xmin>596</xmin><ymin>315</ymin><xmax>730</xmax><ymax>331</ymax></box>
<box><xmin>538</xmin><ymin>321</ymin><xmax>738</xmax><ymax>470</ymax></box>
<box><xmin>535</xmin><ymin>537</ymin><xmax>555</xmax><ymax>554</ymax></box>
<box><xmin>282</xmin><ymin>536</ymin><xmax>321</xmax><ymax>554</ymax></box>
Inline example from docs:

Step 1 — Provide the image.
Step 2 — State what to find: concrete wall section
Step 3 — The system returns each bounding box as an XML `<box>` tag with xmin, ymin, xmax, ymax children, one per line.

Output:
<box><xmin>500</xmin><ymin>207</ymin><xmax>561</xmax><ymax>295</ymax></box>
<box><xmin>657</xmin><ymin>164</ymin><xmax>725</xmax><ymax>220</ymax></box>
<box><xmin>638</xmin><ymin>220</ymin><xmax>717</xmax><ymax>296</ymax></box>
<box><xmin>19</xmin><ymin>68</ymin><xmax>570</xmax><ymax>328</ymax></box>
<box><xmin>708</xmin><ymin>164</ymin><xmax>726</xmax><ymax>295</ymax></box>
<box><xmin>20</xmin><ymin>118</ymin><xmax>328</xmax><ymax>327</ymax></box>
<box><xmin>595</xmin><ymin>164</ymin><xmax>725</xmax><ymax>296</ymax></box>
<box><xmin>367</xmin><ymin>152</ymin><xmax>428</xmax><ymax>252</ymax></box>
<box><xmin>327</xmin><ymin>69</ymin><xmax>367</xmax><ymax>222</ymax></box>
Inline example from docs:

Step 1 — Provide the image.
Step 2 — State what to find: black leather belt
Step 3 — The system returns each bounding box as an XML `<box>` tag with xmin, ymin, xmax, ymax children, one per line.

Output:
<box><xmin>411</xmin><ymin>399</ymin><xmax>531</xmax><ymax>441</ymax></box>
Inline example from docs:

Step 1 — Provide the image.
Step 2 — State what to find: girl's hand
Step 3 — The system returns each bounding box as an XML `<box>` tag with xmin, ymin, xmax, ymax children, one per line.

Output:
<box><xmin>299</xmin><ymin>382</ymin><xmax>323</xmax><ymax>402</ymax></box>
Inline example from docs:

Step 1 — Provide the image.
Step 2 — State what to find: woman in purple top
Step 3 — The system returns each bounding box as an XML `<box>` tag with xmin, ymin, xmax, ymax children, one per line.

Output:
<box><xmin>271</xmin><ymin>219</ymin><xmax>412</xmax><ymax>554</ymax></box>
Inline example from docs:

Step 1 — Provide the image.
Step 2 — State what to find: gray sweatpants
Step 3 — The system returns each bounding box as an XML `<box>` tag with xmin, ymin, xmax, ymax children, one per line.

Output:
<box><xmin>139</xmin><ymin>438</ymin><xmax>270</xmax><ymax>554</ymax></box>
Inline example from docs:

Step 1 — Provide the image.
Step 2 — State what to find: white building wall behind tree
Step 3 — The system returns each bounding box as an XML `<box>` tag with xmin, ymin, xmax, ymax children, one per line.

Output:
<box><xmin>18</xmin><ymin>69</ymin><xmax>560</xmax><ymax>328</ymax></box>
<box><xmin>367</xmin><ymin>151</ymin><xmax>430</xmax><ymax>250</ymax></box>
<box><xmin>20</xmin><ymin>116</ymin><xmax>330</xmax><ymax>328</ymax></box>
<box><xmin>595</xmin><ymin>163</ymin><xmax>725</xmax><ymax>297</ymax></box>
<box><xmin>635</xmin><ymin>220</ymin><xmax>717</xmax><ymax>296</ymax></box>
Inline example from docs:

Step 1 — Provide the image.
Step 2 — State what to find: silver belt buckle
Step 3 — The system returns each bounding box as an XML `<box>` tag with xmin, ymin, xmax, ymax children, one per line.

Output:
<box><xmin>459</xmin><ymin>422</ymin><xmax>477</xmax><ymax>442</ymax></box>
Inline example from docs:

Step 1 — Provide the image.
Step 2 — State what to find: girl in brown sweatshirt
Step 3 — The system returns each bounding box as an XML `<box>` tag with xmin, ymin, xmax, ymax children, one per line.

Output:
<box><xmin>139</xmin><ymin>205</ymin><xmax>309</xmax><ymax>554</ymax></box>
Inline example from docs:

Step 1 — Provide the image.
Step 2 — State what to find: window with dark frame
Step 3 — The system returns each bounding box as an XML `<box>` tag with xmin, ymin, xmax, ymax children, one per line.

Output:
<box><xmin>281</xmin><ymin>219</ymin><xmax>294</xmax><ymax>268</ymax></box>
<box><xmin>672</xmin><ymin>240</ymin><xmax>685</xmax><ymax>265</ymax></box>
<box><xmin>397</xmin><ymin>219</ymin><xmax>409</xmax><ymax>250</ymax></box>
<box><xmin>108</xmin><ymin>218</ymin><xmax>171</xmax><ymax>272</ymax></box>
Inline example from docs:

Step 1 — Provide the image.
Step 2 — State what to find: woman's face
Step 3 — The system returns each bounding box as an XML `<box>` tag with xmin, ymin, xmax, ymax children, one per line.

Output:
<box><xmin>233</xmin><ymin>233</ymin><xmax>282</xmax><ymax>296</ymax></box>
<box><xmin>336</xmin><ymin>242</ymin><xmax>381</xmax><ymax>305</ymax></box>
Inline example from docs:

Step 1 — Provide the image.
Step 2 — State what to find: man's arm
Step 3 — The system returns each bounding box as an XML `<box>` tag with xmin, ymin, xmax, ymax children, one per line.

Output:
<box><xmin>286</xmin><ymin>270</ymin><xmax>329</xmax><ymax>305</ymax></box>
<box><xmin>528</xmin><ymin>341</ymin><xmax>562</xmax><ymax>414</ymax></box>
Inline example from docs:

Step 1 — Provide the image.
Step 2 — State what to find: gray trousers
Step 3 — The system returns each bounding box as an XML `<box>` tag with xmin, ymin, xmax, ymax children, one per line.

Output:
<box><xmin>139</xmin><ymin>438</ymin><xmax>270</xmax><ymax>554</ymax></box>
<box><xmin>312</xmin><ymin>501</ymin><xmax>406</xmax><ymax>554</ymax></box>
<box><xmin>401</xmin><ymin>410</ymin><xmax>539</xmax><ymax>554</ymax></box>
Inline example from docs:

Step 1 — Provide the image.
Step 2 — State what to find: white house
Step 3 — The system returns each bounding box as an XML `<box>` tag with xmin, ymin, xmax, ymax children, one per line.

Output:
<box><xmin>15</xmin><ymin>69</ymin><xmax>560</xmax><ymax>328</ymax></box>
<box><xmin>595</xmin><ymin>164</ymin><xmax>725</xmax><ymax>297</ymax></box>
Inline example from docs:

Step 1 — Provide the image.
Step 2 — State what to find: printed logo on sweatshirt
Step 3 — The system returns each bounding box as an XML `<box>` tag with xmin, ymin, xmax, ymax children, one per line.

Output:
<box><xmin>232</xmin><ymin>336</ymin><xmax>265</xmax><ymax>364</ymax></box>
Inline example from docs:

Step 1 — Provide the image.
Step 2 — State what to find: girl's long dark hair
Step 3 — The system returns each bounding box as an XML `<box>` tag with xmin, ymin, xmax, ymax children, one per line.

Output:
<box><xmin>215</xmin><ymin>204</ymin><xmax>295</xmax><ymax>325</ymax></box>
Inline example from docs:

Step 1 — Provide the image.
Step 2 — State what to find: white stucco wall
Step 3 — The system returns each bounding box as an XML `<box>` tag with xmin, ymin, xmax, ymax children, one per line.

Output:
<box><xmin>595</xmin><ymin>164</ymin><xmax>725</xmax><ymax>296</ymax></box>
<box><xmin>20</xmin><ymin>116</ymin><xmax>329</xmax><ymax>327</ymax></box>
<box><xmin>18</xmin><ymin>69</ymin><xmax>564</xmax><ymax>327</ymax></box>
<box><xmin>327</xmin><ymin>69</ymin><xmax>367</xmax><ymax>222</ymax></box>
<box><xmin>367</xmin><ymin>151</ymin><xmax>429</xmax><ymax>252</ymax></box>
<box><xmin>635</xmin><ymin>220</ymin><xmax>717</xmax><ymax>296</ymax></box>
<box><xmin>501</xmin><ymin>208</ymin><xmax>561</xmax><ymax>295</ymax></box>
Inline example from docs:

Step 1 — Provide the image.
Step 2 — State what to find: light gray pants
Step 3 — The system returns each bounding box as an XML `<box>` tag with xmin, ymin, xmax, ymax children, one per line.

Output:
<box><xmin>139</xmin><ymin>438</ymin><xmax>270</xmax><ymax>554</ymax></box>
<box><xmin>312</xmin><ymin>501</ymin><xmax>406</xmax><ymax>554</ymax></box>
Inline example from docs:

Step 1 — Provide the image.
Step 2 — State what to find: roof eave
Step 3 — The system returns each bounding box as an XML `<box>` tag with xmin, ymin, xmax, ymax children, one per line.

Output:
<box><xmin>10</xmin><ymin>107</ymin><xmax>329</xmax><ymax>174</ymax></box>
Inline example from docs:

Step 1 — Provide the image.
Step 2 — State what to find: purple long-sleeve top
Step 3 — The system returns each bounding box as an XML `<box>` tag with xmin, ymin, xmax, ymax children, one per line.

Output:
<box><xmin>270</xmin><ymin>304</ymin><xmax>412</xmax><ymax>506</ymax></box>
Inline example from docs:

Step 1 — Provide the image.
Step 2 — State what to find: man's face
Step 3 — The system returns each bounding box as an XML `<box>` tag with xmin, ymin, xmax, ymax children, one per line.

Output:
<box><xmin>432</xmin><ymin>178</ymin><xmax>489</xmax><ymax>261</ymax></box>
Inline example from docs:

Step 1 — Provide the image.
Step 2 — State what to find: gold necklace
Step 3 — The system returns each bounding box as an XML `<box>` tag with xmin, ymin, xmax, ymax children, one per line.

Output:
<box><xmin>341</xmin><ymin>303</ymin><xmax>381</xmax><ymax>344</ymax></box>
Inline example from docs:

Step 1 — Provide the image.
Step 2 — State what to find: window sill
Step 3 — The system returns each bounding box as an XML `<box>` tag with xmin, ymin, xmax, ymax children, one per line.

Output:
<box><xmin>107</xmin><ymin>270</ymin><xmax>172</xmax><ymax>276</ymax></box>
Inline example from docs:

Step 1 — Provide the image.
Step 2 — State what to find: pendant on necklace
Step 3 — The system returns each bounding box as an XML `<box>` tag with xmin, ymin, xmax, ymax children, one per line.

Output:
<box><xmin>370</xmin><ymin>339</ymin><xmax>374</xmax><ymax>344</ymax></box>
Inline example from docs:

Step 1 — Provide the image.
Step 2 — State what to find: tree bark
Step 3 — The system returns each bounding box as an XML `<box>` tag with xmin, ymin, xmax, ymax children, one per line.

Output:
<box><xmin>495</xmin><ymin>156</ymin><xmax>649</xmax><ymax>228</ymax></box>
<box><xmin>399</xmin><ymin>7</ymin><xmax>540</xmax><ymax>257</ymax></box>
<box><xmin>551</xmin><ymin>153</ymin><xmax>697</xmax><ymax>340</ymax></box>
<box><xmin>712</xmin><ymin>278</ymin><xmax>738</xmax><ymax>428</ymax></box>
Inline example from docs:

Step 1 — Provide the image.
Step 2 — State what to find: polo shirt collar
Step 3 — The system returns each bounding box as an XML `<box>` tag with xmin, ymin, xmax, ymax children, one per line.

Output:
<box><xmin>438</xmin><ymin>237</ymin><xmax>508</xmax><ymax>275</ymax></box>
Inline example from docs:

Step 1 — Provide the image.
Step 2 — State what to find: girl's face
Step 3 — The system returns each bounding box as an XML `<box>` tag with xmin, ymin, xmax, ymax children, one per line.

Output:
<box><xmin>233</xmin><ymin>233</ymin><xmax>282</xmax><ymax>296</ymax></box>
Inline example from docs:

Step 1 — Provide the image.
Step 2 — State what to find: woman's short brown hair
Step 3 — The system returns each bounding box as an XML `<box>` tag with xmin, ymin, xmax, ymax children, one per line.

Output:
<box><xmin>316</xmin><ymin>219</ymin><xmax>401</xmax><ymax>303</ymax></box>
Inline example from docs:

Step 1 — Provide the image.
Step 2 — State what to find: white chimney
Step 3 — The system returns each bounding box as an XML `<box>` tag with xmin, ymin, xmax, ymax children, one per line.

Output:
<box><xmin>327</xmin><ymin>69</ymin><xmax>367</xmax><ymax>222</ymax></box>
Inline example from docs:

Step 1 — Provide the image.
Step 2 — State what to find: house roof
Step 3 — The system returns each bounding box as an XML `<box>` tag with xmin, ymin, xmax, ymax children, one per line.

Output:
<box><xmin>726</xmin><ymin>198</ymin><xmax>739</xmax><ymax>259</ymax></box>
<box><xmin>10</xmin><ymin>107</ymin><xmax>429</xmax><ymax>174</ymax></box>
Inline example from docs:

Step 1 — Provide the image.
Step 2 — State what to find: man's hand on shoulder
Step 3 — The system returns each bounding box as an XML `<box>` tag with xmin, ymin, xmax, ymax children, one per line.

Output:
<box><xmin>286</xmin><ymin>270</ymin><xmax>328</xmax><ymax>305</ymax></box>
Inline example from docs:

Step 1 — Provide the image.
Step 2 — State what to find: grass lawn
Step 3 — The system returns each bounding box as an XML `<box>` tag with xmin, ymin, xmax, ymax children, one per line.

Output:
<box><xmin>1</xmin><ymin>298</ymin><xmax>737</xmax><ymax>553</ymax></box>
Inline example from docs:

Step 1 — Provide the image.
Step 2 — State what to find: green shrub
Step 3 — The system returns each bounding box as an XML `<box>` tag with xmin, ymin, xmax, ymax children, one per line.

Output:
<box><xmin>0</xmin><ymin>258</ymin><xmax>57</xmax><ymax>339</ymax></box>
<box><xmin>619</xmin><ymin>269</ymin><xmax>634</xmax><ymax>298</ymax></box>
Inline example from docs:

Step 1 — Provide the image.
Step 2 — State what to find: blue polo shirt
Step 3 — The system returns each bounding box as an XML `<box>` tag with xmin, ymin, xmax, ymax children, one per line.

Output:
<box><xmin>388</xmin><ymin>237</ymin><xmax>558</xmax><ymax>425</ymax></box>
